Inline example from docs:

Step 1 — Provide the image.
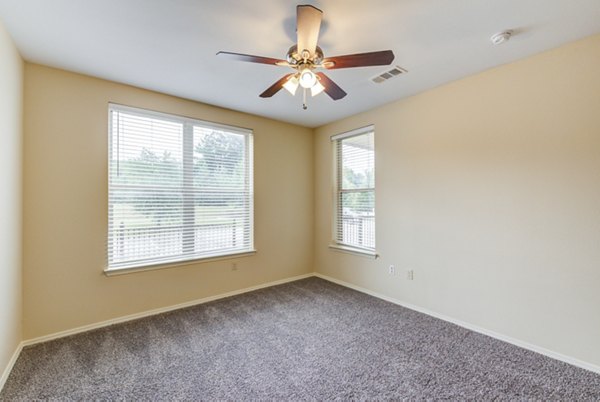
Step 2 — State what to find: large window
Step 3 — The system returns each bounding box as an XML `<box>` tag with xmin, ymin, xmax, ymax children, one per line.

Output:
<box><xmin>332</xmin><ymin>126</ymin><xmax>375</xmax><ymax>253</ymax></box>
<box><xmin>107</xmin><ymin>104</ymin><xmax>253</xmax><ymax>271</ymax></box>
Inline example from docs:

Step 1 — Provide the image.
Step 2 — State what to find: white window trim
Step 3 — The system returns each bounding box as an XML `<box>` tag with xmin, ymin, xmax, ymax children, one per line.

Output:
<box><xmin>330</xmin><ymin>125</ymin><xmax>374</xmax><ymax>141</ymax></box>
<box><xmin>104</xmin><ymin>250</ymin><xmax>257</xmax><ymax>276</ymax></box>
<box><xmin>105</xmin><ymin>103</ymin><xmax>255</xmax><ymax>274</ymax></box>
<box><xmin>330</xmin><ymin>125</ymin><xmax>377</xmax><ymax>257</ymax></box>
<box><xmin>328</xmin><ymin>244</ymin><xmax>378</xmax><ymax>259</ymax></box>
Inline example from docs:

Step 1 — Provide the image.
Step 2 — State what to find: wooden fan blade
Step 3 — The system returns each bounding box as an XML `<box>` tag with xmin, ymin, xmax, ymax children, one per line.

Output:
<box><xmin>296</xmin><ymin>5</ymin><xmax>322</xmax><ymax>57</ymax></box>
<box><xmin>322</xmin><ymin>50</ymin><xmax>395</xmax><ymax>69</ymax></box>
<box><xmin>217</xmin><ymin>51</ymin><xmax>289</xmax><ymax>66</ymax></box>
<box><xmin>316</xmin><ymin>72</ymin><xmax>347</xmax><ymax>100</ymax></box>
<box><xmin>259</xmin><ymin>73</ymin><xmax>296</xmax><ymax>98</ymax></box>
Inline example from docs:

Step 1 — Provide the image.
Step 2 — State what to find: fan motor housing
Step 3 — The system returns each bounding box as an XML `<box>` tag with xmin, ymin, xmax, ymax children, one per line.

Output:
<box><xmin>287</xmin><ymin>45</ymin><xmax>324</xmax><ymax>65</ymax></box>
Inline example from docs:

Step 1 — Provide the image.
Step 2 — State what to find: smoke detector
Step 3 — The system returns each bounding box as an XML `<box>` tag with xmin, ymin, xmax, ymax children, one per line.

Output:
<box><xmin>491</xmin><ymin>31</ymin><xmax>512</xmax><ymax>45</ymax></box>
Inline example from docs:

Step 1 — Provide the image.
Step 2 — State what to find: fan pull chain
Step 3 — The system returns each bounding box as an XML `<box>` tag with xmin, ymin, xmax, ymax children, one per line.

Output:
<box><xmin>303</xmin><ymin>88</ymin><xmax>308</xmax><ymax>110</ymax></box>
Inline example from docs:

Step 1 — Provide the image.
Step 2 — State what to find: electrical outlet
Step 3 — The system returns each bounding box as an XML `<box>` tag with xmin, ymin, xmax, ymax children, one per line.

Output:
<box><xmin>388</xmin><ymin>265</ymin><xmax>395</xmax><ymax>275</ymax></box>
<box><xmin>407</xmin><ymin>269</ymin><xmax>414</xmax><ymax>280</ymax></box>
<box><xmin>232</xmin><ymin>262</ymin><xmax>238</xmax><ymax>271</ymax></box>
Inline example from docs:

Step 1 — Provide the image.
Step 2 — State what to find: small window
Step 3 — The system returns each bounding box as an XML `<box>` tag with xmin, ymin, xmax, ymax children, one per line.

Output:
<box><xmin>332</xmin><ymin>126</ymin><xmax>375</xmax><ymax>253</ymax></box>
<box><xmin>107</xmin><ymin>104</ymin><xmax>254</xmax><ymax>272</ymax></box>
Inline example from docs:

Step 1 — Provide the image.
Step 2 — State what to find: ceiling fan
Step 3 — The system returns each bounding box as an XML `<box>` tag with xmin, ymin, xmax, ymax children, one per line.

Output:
<box><xmin>217</xmin><ymin>4</ymin><xmax>395</xmax><ymax>109</ymax></box>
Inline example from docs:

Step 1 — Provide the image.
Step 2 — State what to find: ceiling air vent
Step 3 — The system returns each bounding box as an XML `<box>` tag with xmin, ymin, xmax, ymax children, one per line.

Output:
<box><xmin>371</xmin><ymin>66</ymin><xmax>408</xmax><ymax>83</ymax></box>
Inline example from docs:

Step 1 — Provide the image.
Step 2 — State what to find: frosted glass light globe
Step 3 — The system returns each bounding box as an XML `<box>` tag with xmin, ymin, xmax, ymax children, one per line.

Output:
<box><xmin>299</xmin><ymin>69</ymin><xmax>317</xmax><ymax>89</ymax></box>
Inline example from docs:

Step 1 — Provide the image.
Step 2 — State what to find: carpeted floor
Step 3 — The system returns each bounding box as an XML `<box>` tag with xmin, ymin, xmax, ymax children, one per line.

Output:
<box><xmin>2</xmin><ymin>277</ymin><xmax>600</xmax><ymax>400</ymax></box>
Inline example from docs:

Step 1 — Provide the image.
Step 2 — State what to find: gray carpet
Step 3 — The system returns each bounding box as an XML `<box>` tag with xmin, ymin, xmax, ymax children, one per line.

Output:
<box><xmin>2</xmin><ymin>277</ymin><xmax>600</xmax><ymax>400</ymax></box>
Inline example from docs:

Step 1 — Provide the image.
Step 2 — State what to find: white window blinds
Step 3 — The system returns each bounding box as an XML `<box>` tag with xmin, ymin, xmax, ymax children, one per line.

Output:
<box><xmin>333</xmin><ymin>127</ymin><xmax>375</xmax><ymax>251</ymax></box>
<box><xmin>108</xmin><ymin>104</ymin><xmax>253</xmax><ymax>271</ymax></box>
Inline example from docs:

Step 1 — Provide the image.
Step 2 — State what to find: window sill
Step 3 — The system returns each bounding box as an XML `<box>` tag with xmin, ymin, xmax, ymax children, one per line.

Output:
<box><xmin>104</xmin><ymin>250</ymin><xmax>257</xmax><ymax>277</ymax></box>
<box><xmin>328</xmin><ymin>244</ymin><xmax>378</xmax><ymax>259</ymax></box>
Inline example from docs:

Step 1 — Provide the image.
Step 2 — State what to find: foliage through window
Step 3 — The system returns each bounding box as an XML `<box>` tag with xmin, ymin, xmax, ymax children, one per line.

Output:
<box><xmin>333</xmin><ymin>127</ymin><xmax>375</xmax><ymax>251</ymax></box>
<box><xmin>108</xmin><ymin>104</ymin><xmax>253</xmax><ymax>271</ymax></box>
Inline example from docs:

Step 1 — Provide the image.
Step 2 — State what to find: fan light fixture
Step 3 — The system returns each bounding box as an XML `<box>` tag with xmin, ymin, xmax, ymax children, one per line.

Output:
<box><xmin>283</xmin><ymin>76</ymin><xmax>299</xmax><ymax>95</ymax></box>
<box><xmin>284</xmin><ymin>71</ymin><xmax>323</xmax><ymax>98</ymax></box>
<box><xmin>311</xmin><ymin>80</ymin><xmax>325</xmax><ymax>96</ymax></box>
<box><xmin>299</xmin><ymin>68</ymin><xmax>317</xmax><ymax>88</ymax></box>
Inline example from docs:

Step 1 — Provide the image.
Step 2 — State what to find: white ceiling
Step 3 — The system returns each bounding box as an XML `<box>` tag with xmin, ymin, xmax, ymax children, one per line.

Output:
<box><xmin>1</xmin><ymin>0</ymin><xmax>600</xmax><ymax>128</ymax></box>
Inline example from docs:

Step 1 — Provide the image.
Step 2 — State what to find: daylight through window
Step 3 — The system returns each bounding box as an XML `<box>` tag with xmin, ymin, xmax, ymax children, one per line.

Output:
<box><xmin>107</xmin><ymin>104</ymin><xmax>253</xmax><ymax>271</ymax></box>
<box><xmin>332</xmin><ymin>126</ymin><xmax>375</xmax><ymax>252</ymax></box>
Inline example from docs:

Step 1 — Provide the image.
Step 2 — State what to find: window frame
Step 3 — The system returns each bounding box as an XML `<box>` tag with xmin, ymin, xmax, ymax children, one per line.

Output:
<box><xmin>330</xmin><ymin>125</ymin><xmax>377</xmax><ymax>258</ymax></box>
<box><xmin>105</xmin><ymin>103</ymin><xmax>255</xmax><ymax>275</ymax></box>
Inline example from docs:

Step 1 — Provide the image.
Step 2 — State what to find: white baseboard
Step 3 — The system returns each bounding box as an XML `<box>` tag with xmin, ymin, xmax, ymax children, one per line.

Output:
<box><xmin>22</xmin><ymin>273</ymin><xmax>314</xmax><ymax>347</ymax></box>
<box><xmin>314</xmin><ymin>272</ymin><xmax>600</xmax><ymax>375</ymax></box>
<box><xmin>0</xmin><ymin>342</ymin><xmax>23</xmax><ymax>392</ymax></box>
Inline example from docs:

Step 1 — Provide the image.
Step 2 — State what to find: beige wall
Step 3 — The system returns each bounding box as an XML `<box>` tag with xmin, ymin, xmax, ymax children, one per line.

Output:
<box><xmin>314</xmin><ymin>34</ymin><xmax>600</xmax><ymax>367</ymax></box>
<box><xmin>0</xmin><ymin>20</ymin><xmax>23</xmax><ymax>380</ymax></box>
<box><xmin>23</xmin><ymin>64</ymin><xmax>314</xmax><ymax>339</ymax></box>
